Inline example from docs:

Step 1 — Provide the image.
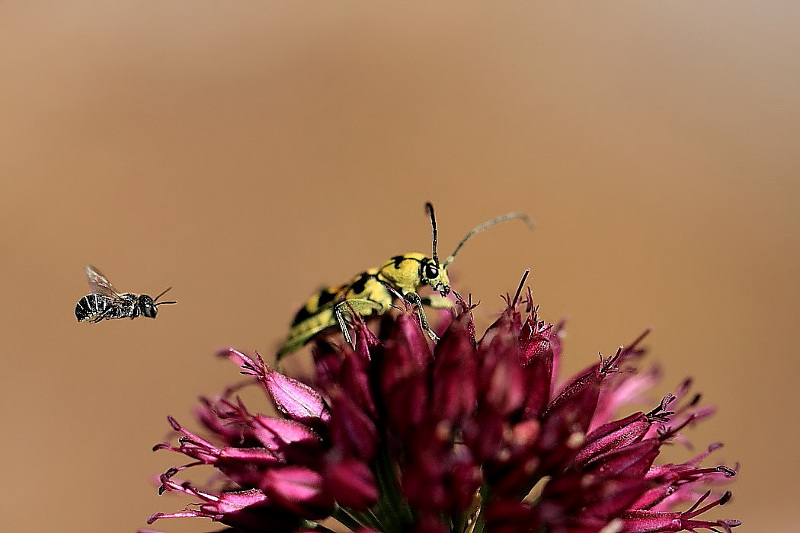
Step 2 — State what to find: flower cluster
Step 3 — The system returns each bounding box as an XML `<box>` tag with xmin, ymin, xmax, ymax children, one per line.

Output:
<box><xmin>145</xmin><ymin>286</ymin><xmax>738</xmax><ymax>533</ymax></box>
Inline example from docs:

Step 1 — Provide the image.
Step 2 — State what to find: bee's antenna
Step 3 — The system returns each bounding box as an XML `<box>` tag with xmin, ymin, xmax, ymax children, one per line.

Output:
<box><xmin>425</xmin><ymin>202</ymin><xmax>439</xmax><ymax>265</ymax></box>
<box><xmin>153</xmin><ymin>287</ymin><xmax>177</xmax><ymax>306</ymax></box>
<box><xmin>443</xmin><ymin>212</ymin><xmax>534</xmax><ymax>268</ymax></box>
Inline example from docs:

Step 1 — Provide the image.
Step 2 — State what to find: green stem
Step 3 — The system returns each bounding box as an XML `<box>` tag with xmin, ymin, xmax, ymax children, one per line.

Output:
<box><xmin>372</xmin><ymin>449</ymin><xmax>414</xmax><ymax>532</ymax></box>
<box><xmin>332</xmin><ymin>506</ymin><xmax>373</xmax><ymax>531</ymax></box>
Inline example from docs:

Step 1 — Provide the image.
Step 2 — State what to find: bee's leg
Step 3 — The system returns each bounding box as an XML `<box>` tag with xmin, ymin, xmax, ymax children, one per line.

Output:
<box><xmin>94</xmin><ymin>305</ymin><xmax>114</xmax><ymax>322</ymax></box>
<box><xmin>333</xmin><ymin>299</ymin><xmax>384</xmax><ymax>348</ymax></box>
<box><xmin>404</xmin><ymin>292</ymin><xmax>440</xmax><ymax>342</ymax></box>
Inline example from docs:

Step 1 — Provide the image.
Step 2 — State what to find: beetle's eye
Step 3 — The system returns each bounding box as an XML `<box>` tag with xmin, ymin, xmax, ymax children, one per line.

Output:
<box><xmin>425</xmin><ymin>263</ymin><xmax>439</xmax><ymax>279</ymax></box>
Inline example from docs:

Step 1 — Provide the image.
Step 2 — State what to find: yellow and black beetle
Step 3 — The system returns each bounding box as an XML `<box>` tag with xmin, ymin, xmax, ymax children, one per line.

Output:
<box><xmin>276</xmin><ymin>203</ymin><xmax>533</xmax><ymax>360</ymax></box>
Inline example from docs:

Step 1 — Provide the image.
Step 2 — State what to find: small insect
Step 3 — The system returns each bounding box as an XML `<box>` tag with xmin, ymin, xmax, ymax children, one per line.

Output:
<box><xmin>277</xmin><ymin>203</ymin><xmax>533</xmax><ymax>360</ymax></box>
<box><xmin>75</xmin><ymin>265</ymin><xmax>177</xmax><ymax>323</ymax></box>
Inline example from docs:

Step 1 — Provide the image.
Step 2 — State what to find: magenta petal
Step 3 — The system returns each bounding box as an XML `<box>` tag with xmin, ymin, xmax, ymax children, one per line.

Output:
<box><xmin>539</xmin><ymin>349</ymin><xmax>626</xmax><ymax>457</ymax></box>
<box><xmin>323</xmin><ymin>458</ymin><xmax>378</xmax><ymax>510</ymax></box>
<box><xmin>463</xmin><ymin>404</ymin><xmax>505</xmax><ymax>462</ymax></box>
<box><xmin>546</xmin><ymin>363</ymin><xmax>603</xmax><ymax>422</ymax></box>
<box><xmin>478</xmin><ymin>333</ymin><xmax>527</xmax><ymax>416</ymax></box>
<box><xmin>574</xmin><ymin>412</ymin><xmax>653</xmax><ymax>467</ymax></box>
<box><xmin>339</xmin><ymin>348</ymin><xmax>378</xmax><ymax>418</ymax></box>
<box><xmin>380</xmin><ymin>314</ymin><xmax>432</xmax><ymax>395</ymax></box>
<box><xmin>384</xmin><ymin>373</ymin><xmax>428</xmax><ymax>440</ymax></box>
<box><xmin>264</xmin><ymin>367</ymin><xmax>331</xmax><ymax>426</ymax></box>
<box><xmin>312</xmin><ymin>339</ymin><xmax>345</xmax><ymax>391</ymax></box>
<box><xmin>519</xmin><ymin>321</ymin><xmax>555</xmax><ymax>419</ymax></box>
<box><xmin>154</xmin><ymin>480</ymin><xmax>304</xmax><ymax>531</ymax></box>
<box><xmin>261</xmin><ymin>466</ymin><xmax>335</xmax><ymax>519</ymax></box>
<box><xmin>194</xmin><ymin>397</ymin><xmax>249</xmax><ymax>445</ymax></box>
<box><xmin>329</xmin><ymin>392</ymin><xmax>378</xmax><ymax>461</ymax></box>
<box><xmin>393</xmin><ymin>313</ymin><xmax>434</xmax><ymax>367</ymax></box>
<box><xmin>217</xmin><ymin>446</ymin><xmax>282</xmax><ymax>465</ymax></box>
<box><xmin>206</xmin><ymin>488</ymin><xmax>270</xmax><ymax>512</ymax></box>
<box><xmin>431</xmin><ymin>311</ymin><xmax>478</xmax><ymax>423</ymax></box>
<box><xmin>402</xmin><ymin>450</ymin><xmax>447</xmax><ymax>511</ymax></box>
<box><xmin>535</xmin><ymin>473</ymin><xmax>646</xmax><ymax>527</ymax></box>
<box><xmin>584</xmin><ymin>440</ymin><xmax>661</xmax><ymax>479</ymax></box>
<box><xmin>218</xmin><ymin>347</ymin><xmax>260</xmax><ymax>369</ymax></box>
<box><xmin>400</xmin><ymin>419</ymin><xmax>482</xmax><ymax>515</ymax></box>
<box><xmin>446</xmin><ymin>452</ymin><xmax>483</xmax><ymax>512</ymax></box>
<box><xmin>478</xmin><ymin>305</ymin><xmax>521</xmax><ymax>349</ymax></box>
<box><xmin>592</xmin><ymin>365</ymin><xmax>661</xmax><ymax>430</ymax></box>
<box><xmin>252</xmin><ymin>415</ymin><xmax>322</xmax><ymax>450</ymax></box>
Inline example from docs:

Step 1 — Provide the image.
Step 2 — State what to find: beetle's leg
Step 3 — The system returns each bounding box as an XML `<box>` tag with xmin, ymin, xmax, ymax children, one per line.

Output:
<box><xmin>334</xmin><ymin>298</ymin><xmax>385</xmax><ymax>347</ymax></box>
<box><xmin>404</xmin><ymin>292</ymin><xmax>440</xmax><ymax>342</ymax></box>
<box><xmin>334</xmin><ymin>305</ymin><xmax>353</xmax><ymax>346</ymax></box>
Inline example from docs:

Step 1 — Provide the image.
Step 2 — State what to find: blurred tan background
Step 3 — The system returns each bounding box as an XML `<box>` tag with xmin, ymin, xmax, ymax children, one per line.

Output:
<box><xmin>1</xmin><ymin>2</ymin><xmax>797</xmax><ymax>532</ymax></box>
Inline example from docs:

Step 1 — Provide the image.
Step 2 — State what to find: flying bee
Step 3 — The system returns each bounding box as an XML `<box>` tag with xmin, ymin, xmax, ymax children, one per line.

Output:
<box><xmin>276</xmin><ymin>203</ymin><xmax>533</xmax><ymax>360</ymax></box>
<box><xmin>75</xmin><ymin>264</ymin><xmax>177</xmax><ymax>323</ymax></box>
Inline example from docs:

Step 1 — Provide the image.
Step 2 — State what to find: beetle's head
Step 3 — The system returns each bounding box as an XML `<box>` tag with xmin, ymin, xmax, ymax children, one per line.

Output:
<box><xmin>420</xmin><ymin>256</ymin><xmax>451</xmax><ymax>296</ymax></box>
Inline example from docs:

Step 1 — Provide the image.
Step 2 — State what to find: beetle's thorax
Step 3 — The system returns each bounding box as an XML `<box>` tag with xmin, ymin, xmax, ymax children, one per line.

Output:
<box><xmin>378</xmin><ymin>252</ymin><xmax>450</xmax><ymax>296</ymax></box>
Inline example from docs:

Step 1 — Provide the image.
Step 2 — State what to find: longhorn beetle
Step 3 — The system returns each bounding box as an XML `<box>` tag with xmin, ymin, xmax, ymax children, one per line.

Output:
<box><xmin>276</xmin><ymin>203</ymin><xmax>533</xmax><ymax>360</ymax></box>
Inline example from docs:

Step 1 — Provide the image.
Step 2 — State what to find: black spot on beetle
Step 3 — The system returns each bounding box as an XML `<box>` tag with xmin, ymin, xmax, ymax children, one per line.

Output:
<box><xmin>317</xmin><ymin>288</ymin><xmax>338</xmax><ymax>307</ymax></box>
<box><xmin>349</xmin><ymin>272</ymin><xmax>372</xmax><ymax>295</ymax></box>
<box><xmin>291</xmin><ymin>306</ymin><xmax>314</xmax><ymax>326</ymax></box>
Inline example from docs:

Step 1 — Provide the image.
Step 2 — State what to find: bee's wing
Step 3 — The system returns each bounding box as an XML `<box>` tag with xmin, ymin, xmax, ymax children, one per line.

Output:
<box><xmin>84</xmin><ymin>264</ymin><xmax>122</xmax><ymax>299</ymax></box>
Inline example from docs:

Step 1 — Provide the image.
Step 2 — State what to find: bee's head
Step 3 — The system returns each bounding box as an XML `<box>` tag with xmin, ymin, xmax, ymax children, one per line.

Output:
<box><xmin>142</xmin><ymin>287</ymin><xmax>178</xmax><ymax>318</ymax></box>
<box><xmin>420</xmin><ymin>256</ymin><xmax>451</xmax><ymax>296</ymax></box>
<box><xmin>139</xmin><ymin>294</ymin><xmax>158</xmax><ymax>318</ymax></box>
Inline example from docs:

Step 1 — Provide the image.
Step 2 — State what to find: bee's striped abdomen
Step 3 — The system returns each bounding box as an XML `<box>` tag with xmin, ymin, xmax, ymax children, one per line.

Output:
<box><xmin>75</xmin><ymin>293</ymin><xmax>114</xmax><ymax>322</ymax></box>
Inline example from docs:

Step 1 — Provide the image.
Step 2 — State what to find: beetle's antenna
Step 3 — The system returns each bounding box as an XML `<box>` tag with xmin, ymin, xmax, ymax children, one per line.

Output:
<box><xmin>425</xmin><ymin>202</ymin><xmax>439</xmax><ymax>265</ymax></box>
<box><xmin>153</xmin><ymin>287</ymin><xmax>178</xmax><ymax>306</ymax></box>
<box><xmin>443</xmin><ymin>212</ymin><xmax>534</xmax><ymax>268</ymax></box>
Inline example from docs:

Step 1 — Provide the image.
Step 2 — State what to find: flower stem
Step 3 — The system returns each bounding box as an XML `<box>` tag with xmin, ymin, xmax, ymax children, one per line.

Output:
<box><xmin>372</xmin><ymin>448</ymin><xmax>414</xmax><ymax>532</ymax></box>
<box><xmin>332</xmin><ymin>506</ymin><xmax>377</xmax><ymax>531</ymax></box>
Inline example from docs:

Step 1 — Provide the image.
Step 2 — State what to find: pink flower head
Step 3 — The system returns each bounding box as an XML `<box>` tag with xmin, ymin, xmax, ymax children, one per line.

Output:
<box><xmin>145</xmin><ymin>281</ymin><xmax>738</xmax><ymax>532</ymax></box>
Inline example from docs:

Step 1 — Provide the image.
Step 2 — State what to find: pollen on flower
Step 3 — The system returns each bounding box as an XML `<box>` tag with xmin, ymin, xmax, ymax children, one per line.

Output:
<box><xmin>144</xmin><ymin>279</ymin><xmax>739</xmax><ymax>533</ymax></box>
<box><xmin>601</xmin><ymin>519</ymin><xmax>625</xmax><ymax>533</ymax></box>
<box><xmin>566</xmin><ymin>431</ymin><xmax>585</xmax><ymax>449</ymax></box>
